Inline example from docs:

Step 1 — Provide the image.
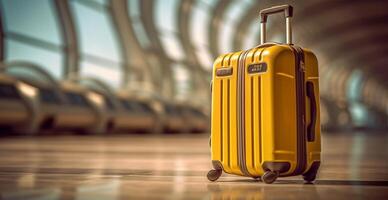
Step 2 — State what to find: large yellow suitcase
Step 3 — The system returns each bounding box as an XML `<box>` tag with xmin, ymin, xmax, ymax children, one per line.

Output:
<box><xmin>207</xmin><ymin>5</ymin><xmax>321</xmax><ymax>184</ymax></box>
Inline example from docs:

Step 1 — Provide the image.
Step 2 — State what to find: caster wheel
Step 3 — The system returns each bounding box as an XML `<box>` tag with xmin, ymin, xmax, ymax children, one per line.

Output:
<box><xmin>262</xmin><ymin>171</ymin><xmax>279</xmax><ymax>184</ymax></box>
<box><xmin>303</xmin><ymin>161</ymin><xmax>320</xmax><ymax>183</ymax></box>
<box><xmin>303</xmin><ymin>172</ymin><xmax>317</xmax><ymax>183</ymax></box>
<box><xmin>207</xmin><ymin>169</ymin><xmax>222</xmax><ymax>182</ymax></box>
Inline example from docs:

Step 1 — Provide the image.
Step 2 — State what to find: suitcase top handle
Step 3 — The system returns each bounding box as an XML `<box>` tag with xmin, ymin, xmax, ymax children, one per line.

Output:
<box><xmin>259</xmin><ymin>4</ymin><xmax>293</xmax><ymax>45</ymax></box>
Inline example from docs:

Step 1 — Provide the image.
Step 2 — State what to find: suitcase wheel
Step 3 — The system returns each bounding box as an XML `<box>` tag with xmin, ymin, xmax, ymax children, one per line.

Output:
<box><xmin>303</xmin><ymin>161</ymin><xmax>320</xmax><ymax>183</ymax></box>
<box><xmin>207</xmin><ymin>169</ymin><xmax>222</xmax><ymax>182</ymax></box>
<box><xmin>303</xmin><ymin>171</ymin><xmax>317</xmax><ymax>183</ymax></box>
<box><xmin>262</xmin><ymin>171</ymin><xmax>279</xmax><ymax>184</ymax></box>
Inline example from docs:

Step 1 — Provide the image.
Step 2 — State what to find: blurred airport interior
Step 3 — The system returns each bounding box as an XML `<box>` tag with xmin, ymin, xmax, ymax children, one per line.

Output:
<box><xmin>1</xmin><ymin>0</ymin><xmax>388</xmax><ymax>199</ymax></box>
<box><xmin>0</xmin><ymin>0</ymin><xmax>387</xmax><ymax>134</ymax></box>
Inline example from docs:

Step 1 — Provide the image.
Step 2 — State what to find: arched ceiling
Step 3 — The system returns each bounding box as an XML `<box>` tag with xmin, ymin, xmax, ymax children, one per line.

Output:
<box><xmin>231</xmin><ymin>0</ymin><xmax>388</xmax><ymax>87</ymax></box>
<box><xmin>134</xmin><ymin>0</ymin><xmax>388</xmax><ymax>111</ymax></box>
<box><xmin>1</xmin><ymin>0</ymin><xmax>386</xmax><ymax>122</ymax></box>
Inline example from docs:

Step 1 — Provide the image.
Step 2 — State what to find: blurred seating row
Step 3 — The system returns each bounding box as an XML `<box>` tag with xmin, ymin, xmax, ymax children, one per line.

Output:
<box><xmin>0</xmin><ymin>61</ymin><xmax>209</xmax><ymax>135</ymax></box>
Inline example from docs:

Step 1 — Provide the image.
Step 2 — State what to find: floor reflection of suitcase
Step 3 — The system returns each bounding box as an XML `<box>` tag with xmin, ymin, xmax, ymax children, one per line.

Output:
<box><xmin>207</xmin><ymin>5</ymin><xmax>321</xmax><ymax>184</ymax></box>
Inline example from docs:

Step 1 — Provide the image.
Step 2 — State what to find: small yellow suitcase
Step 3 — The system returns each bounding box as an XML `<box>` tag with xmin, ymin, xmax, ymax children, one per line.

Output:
<box><xmin>207</xmin><ymin>5</ymin><xmax>321</xmax><ymax>184</ymax></box>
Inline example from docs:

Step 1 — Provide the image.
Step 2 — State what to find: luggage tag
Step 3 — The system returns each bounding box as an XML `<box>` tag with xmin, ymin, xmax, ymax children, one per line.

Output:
<box><xmin>216</xmin><ymin>67</ymin><xmax>233</xmax><ymax>77</ymax></box>
<box><xmin>247</xmin><ymin>62</ymin><xmax>267</xmax><ymax>75</ymax></box>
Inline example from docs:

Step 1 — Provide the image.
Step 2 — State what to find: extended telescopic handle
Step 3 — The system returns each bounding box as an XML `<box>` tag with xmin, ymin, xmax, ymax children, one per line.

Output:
<box><xmin>259</xmin><ymin>5</ymin><xmax>293</xmax><ymax>44</ymax></box>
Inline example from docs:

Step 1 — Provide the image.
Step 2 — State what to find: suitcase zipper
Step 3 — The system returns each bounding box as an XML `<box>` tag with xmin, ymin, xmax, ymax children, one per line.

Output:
<box><xmin>290</xmin><ymin>45</ymin><xmax>307</xmax><ymax>175</ymax></box>
<box><xmin>237</xmin><ymin>45</ymin><xmax>274</xmax><ymax>177</ymax></box>
<box><xmin>237</xmin><ymin>49</ymin><xmax>251</xmax><ymax>177</ymax></box>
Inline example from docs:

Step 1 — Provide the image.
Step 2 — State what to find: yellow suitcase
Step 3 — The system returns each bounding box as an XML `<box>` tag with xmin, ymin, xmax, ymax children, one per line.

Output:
<box><xmin>207</xmin><ymin>5</ymin><xmax>321</xmax><ymax>184</ymax></box>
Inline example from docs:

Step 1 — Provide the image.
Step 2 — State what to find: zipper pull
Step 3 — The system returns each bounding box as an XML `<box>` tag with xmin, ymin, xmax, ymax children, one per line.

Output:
<box><xmin>300</xmin><ymin>61</ymin><xmax>305</xmax><ymax>72</ymax></box>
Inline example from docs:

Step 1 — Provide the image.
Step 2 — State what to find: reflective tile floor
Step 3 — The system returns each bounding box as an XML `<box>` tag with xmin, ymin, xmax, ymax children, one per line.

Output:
<box><xmin>0</xmin><ymin>132</ymin><xmax>387</xmax><ymax>200</ymax></box>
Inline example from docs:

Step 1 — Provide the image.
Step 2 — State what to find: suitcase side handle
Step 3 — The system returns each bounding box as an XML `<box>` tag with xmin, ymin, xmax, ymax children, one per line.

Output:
<box><xmin>306</xmin><ymin>81</ymin><xmax>317</xmax><ymax>142</ymax></box>
<box><xmin>259</xmin><ymin>5</ymin><xmax>293</xmax><ymax>44</ymax></box>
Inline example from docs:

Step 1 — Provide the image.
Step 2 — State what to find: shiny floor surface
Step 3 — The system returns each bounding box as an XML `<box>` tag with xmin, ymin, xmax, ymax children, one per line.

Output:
<box><xmin>0</xmin><ymin>132</ymin><xmax>387</xmax><ymax>200</ymax></box>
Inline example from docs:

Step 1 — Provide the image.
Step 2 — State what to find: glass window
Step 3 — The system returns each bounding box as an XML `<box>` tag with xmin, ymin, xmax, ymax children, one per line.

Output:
<box><xmin>128</xmin><ymin>0</ymin><xmax>141</xmax><ymax>18</ymax></box>
<box><xmin>190</xmin><ymin>1</ymin><xmax>218</xmax><ymax>70</ymax></box>
<box><xmin>219</xmin><ymin>0</ymin><xmax>253</xmax><ymax>53</ymax></box>
<box><xmin>195</xmin><ymin>46</ymin><xmax>213</xmax><ymax>70</ymax></box>
<box><xmin>159</xmin><ymin>34</ymin><xmax>186</xmax><ymax>61</ymax></box>
<box><xmin>87</xmin><ymin>0</ymin><xmax>107</xmax><ymax>5</ymax></box>
<box><xmin>219</xmin><ymin>22</ymin><xmax>234</xmax><ymax>53</ymax></box>
<box><xmin>172</xmin><ymin>63</ymin><xmax>190</xmax><ymax>100</ymax></box>
<box><xmin>347</xmin><ymin>70</ymin><xmax>363</xmax><ymax>101</ymax></box>
<box><xmin>269</xmin><ymin>33</ymin><xmax>286</xmax><ymax>44</ymax></box>
<box><xmin>70</xmin><ymin>0</ymin><xmax>123</xmax><ymax>88</ymax></box>
<box><xmin>1</xmin><ymin>0</ymin><xmax>64</xmax><ymax>79</ymax></box>
<box><xmin>198</xmin><ymin>0</ymin><xmax>219</xmax><ymax>9</ymax></box>
<box><xmin>190</xmin><ymin>5</ymin><xmax>209</xmax><ymax>47</ymax></box>
<box><xmin>153</xmin><ymin>0</ymin><xmax>187</xmax><ymax>62</ymax></box>
<box><xmin>225</xmin><ymin>0</ymin><xmax>252</xmax><ymax>23</ymax></box>
<box><xmin>128</xmin><ymin>0</ymin><xmax>151</xmax><ymax>48</ymax></box>
<box><xmin>154</xmin><ymin>0</ymin><xmax>179</xmax><ymax>33</ymax></box>
<box><xmin>5</xmin><ymin>39</ymin><xmax>63</xmax><ymax>79</ymax></box>
<box><xmin>79</xmin><ymin>61</ymin><xmax>121</xmax><ymax>89</ymax></box>
<box><xmin>132</xmin><ymin>21</ymin><xmax>151</xmax><ymax>48</ymax></box>
<box><xmin>242</xmin><ymin>13</ymin><xmax>287</xmax><ymax>49</ymax></box>
<box><xmin>127</xmin><ymin>0</ymin><xmax>151</xmax><ymax>48</ymax></box>
<box><xmin>349</xmin><ymin>102</ymin><xmax>370</xmax><ymax>127</ymax></box>
<box><xmin>1</xmin><ymin>0</ymin><xmax>62</xmax><ymax>45</ymax></box>
<box><xmin>197</xmin><ymin>0</ymin><xmax>220</xmax><ymax>10</ymax></box>
<box><xmin>243</xmin><ymin>21</ymin><xmax>260</xmax><ymax>50</ymax></box>
<box><xmin>71</xmin><ymin>1</ymin><xmax>121</xmax><ymax>61</ymax></box>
